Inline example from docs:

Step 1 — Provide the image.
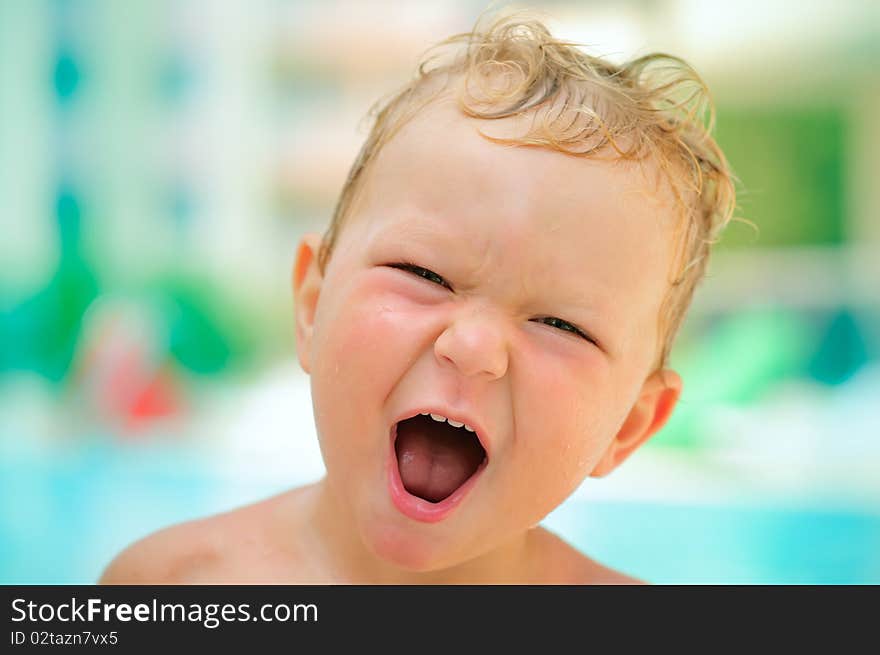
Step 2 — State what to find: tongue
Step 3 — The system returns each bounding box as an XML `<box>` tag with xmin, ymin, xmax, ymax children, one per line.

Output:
<box><xmin>395</xmin><ymin>417</ymin><xmax>485</xmax><ymax>503</ymax></box>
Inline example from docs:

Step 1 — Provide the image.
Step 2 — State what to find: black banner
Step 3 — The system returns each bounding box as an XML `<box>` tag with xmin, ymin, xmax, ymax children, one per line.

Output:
<box><xmin>1</xmin><ymin>585</ymin><xmax>871</xmax><ymax>650</ymax></box>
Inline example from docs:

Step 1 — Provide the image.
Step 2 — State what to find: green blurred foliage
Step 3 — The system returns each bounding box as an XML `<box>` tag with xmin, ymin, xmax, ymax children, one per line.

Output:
<box><xmin>659</xmin><ymin>308</ymin><xmax>816</xmax><ymax>449</ymax></box>
<box><xmin>158</xmin><ymin>274</ymin><xmax>261</xmax><ymax>378</ymax></box>
<box><xmin>808</xmin><ymin>308</ymin><xmax>871</xmax><ymax>385</ymax></box>
<box><xmin>715</xmin><ymin>107</ymin><xmax>846</xmax><ymax>248</ymax></box>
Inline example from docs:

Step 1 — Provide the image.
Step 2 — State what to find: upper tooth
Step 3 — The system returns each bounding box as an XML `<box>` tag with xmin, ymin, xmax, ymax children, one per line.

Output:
<box><xmin>424</xmin><ymin>413</ymin><xmax>474</xmax><ymax>431</ymax></box>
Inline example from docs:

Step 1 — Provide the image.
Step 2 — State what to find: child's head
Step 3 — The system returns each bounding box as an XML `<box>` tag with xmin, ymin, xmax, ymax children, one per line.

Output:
<box><xmin>293</xmin><ymin>12</ymin><xmax>735</xmax><ymax>572</ymax></box>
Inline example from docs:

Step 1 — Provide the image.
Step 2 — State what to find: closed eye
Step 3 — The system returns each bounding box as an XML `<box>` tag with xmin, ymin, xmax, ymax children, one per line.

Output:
<box><xmin>386</xmin><ymin>263</ymin><xmax>598</xmax><ymax>347</ymax></box>
<box><xmin>532</xmin><ymin>316</ymin><xmax>599</xmax><ymax>347</ymax></box>
<box><xmin>386</xmin><ymin>262</ymin><xmax>453</xmax><ymax>291</ymax></box>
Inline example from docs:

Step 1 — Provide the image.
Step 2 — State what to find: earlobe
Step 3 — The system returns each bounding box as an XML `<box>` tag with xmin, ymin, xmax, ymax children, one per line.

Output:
<box><xmin>590</xmin><ymin>369</ymin><xmax>682</xmax><ymax>478</ymax></box>
<box><xmin>292</xmin><ymin>233</ymin><xmax>325</xmax><ymax>374</ymax></box>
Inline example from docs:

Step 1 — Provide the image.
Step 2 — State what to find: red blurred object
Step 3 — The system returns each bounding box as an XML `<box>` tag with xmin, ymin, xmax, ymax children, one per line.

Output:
<box><xmin>126</xmin><ymin>365</ymin><xmax>181</xmax><ymax>431</ymax></box>
<box><xmin>73</xmin><ymin>297</ymin><xmax>185</xmax><ymax>435</ymax></box>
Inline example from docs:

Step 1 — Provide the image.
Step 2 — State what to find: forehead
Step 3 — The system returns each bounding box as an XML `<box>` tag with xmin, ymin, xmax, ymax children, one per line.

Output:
<box><xmin>365</xmin><ymin>100</ymin><xmax>669</xmax><ymax>222</ymax></box>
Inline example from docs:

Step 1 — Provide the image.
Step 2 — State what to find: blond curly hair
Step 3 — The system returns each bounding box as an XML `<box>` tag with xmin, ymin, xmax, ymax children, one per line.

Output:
<box><xmin>317</xmin><ymin>11</ymin><xmax>736</xmax><ymax>371</ymax></box>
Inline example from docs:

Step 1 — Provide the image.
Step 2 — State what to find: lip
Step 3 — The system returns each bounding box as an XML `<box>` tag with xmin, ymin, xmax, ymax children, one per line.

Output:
<box><xmin>387</xmin><ymin>422</ymin><xmax>488</xmax><ymax>523</ymax></box>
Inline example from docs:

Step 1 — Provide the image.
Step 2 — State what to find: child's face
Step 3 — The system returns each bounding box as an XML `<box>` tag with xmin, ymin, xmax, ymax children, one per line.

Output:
<box><xmin>294</xmin><ymin>98</ymin><xmax>682</xmax><ymax>572</ymax></box>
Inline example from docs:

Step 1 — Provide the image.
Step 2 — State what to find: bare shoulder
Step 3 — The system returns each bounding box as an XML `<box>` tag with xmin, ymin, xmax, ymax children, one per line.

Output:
<box><xmin>98</xmin><ymin>519</ymin><xmax>217</xmax><ymax>585</ymax></box>
<box><xmin>98</xmin><ymin>491</ymin><xmax>291</xmax><ymax>585</ymax></box>
<box><xmin>529</xmin><ymin>527</ymin><xmax>647</xmax><ymax>585</ymax></box>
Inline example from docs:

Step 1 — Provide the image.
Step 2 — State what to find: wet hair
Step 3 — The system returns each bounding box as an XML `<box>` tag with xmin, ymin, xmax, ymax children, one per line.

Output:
<box><xmin>317</xmin><ymin>10</ymin><xmax>736</xmax><ymax>371</ymax></box>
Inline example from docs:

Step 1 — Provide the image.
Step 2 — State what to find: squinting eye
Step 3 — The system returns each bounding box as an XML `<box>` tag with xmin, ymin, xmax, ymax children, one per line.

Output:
<box><xmin>534</xmin><ymin>316</ymin><xmax>598</xmax><ymax>346</ymax></box>
<box><xmin>387</xmin><ymin>262</ymin><xmax>453</xmax><ymax>290</ymax></box>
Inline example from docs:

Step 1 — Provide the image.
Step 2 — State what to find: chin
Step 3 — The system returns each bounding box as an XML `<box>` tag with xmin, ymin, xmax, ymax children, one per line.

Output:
<box><xmin>359</xmin><ymin>516</ymin><xmax>464</xmax><ymax>574</ymax></box>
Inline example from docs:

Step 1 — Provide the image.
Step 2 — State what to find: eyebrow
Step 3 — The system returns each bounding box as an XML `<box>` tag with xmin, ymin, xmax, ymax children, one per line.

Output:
<box><xmin>371</xmin><ymin>217</ymin><xmax>456</xmax><ymax>248</ymax></box>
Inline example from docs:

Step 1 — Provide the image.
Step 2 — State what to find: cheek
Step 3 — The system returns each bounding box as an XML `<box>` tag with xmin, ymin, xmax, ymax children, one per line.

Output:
<box><xmin>309</xmin><ymin>275</ymin><xmax>432</xmax><ymax>453</ymax></box>
<box><xmin>508</xmin><ymin>351</ymin><xmax>615</xmax><ymax>512</ymax></box>
<box><xmin>314</xmin><ymin>277</ymin><xmax>428</xmax><ymax>373</ymax></box>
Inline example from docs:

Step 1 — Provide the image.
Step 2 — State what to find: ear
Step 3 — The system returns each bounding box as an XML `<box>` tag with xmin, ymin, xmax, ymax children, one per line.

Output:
<box><xmin>292</xmin><ymin>232</ymin><xmax>325</xmax><ymax>375</ymax></box>
<box><xmin>590</xmin><ymin>369</ymin><xmax>682</xmax><ymax>478</ymax></box>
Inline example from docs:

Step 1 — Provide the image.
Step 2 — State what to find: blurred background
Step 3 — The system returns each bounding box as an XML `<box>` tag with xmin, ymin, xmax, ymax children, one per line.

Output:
<box><xmin>1</xmin><ymin>0</ymin><xmax>878</xmax><ymax>584</ymax></box>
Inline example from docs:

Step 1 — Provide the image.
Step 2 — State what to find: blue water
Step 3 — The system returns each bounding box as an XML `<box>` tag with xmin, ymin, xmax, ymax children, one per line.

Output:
<box><xmin>544</xmin><ymin>500</ymin><xmax>880</xmax><ymax>584</ymax></box>
<box><xmin>2</xmin><ymin>442</ymin><xmax>879</xmax><ymax>584</ymax></box>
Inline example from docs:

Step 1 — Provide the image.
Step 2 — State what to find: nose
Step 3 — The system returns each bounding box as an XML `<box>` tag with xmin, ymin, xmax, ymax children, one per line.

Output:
<box><xmin>433</xmin><ymin>309</ymin><xmax>509</xmax><ymax>381</ymax></box>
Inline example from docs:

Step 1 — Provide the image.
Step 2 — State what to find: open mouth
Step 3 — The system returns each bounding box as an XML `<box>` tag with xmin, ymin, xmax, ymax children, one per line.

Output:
<box><xmin>393</xmin><ymin>414</ymin><xmax>488</xmax><ymax>504</ymax></box>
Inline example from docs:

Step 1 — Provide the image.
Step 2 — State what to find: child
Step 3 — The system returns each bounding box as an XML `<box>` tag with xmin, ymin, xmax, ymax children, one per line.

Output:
<box><xmin>100</xmin><ymin>11</ymin><xmax>735</xmax><ymax>584</ymax></box>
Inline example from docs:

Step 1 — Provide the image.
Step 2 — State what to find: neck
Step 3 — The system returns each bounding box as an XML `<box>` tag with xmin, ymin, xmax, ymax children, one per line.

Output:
<box><xmin>293</xmin><ymin>477</ymin><xmax>534</xmax><ymax>584</ymax></box>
